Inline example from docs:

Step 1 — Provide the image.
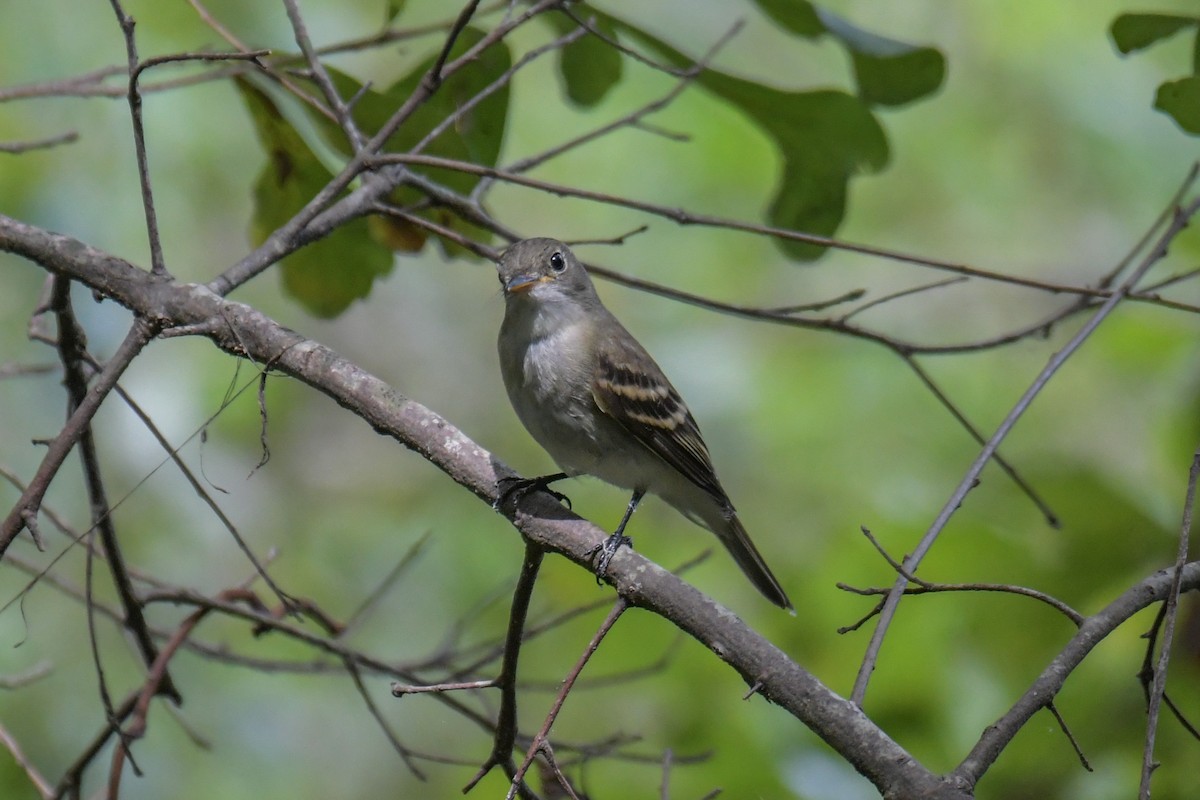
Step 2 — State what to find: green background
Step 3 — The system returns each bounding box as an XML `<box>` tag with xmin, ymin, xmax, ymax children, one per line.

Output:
<box><xmin>1</xmin><ymin>1</ymin><xmax>1198</xmax><ymax>798</ymax></box>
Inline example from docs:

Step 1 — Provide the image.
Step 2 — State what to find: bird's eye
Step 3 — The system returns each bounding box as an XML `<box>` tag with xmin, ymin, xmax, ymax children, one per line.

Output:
<box><xmin>549</xmin><ymin>252</ymin><xmax>566</xmax><ymax>273</ymax></box>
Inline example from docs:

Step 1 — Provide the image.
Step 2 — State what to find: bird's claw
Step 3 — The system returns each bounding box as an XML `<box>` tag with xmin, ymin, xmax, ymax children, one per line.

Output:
<box><xmin>494</xmin><ymin>474</ymin><xmax>571</xmax><ymax>510</ymax></box>
<box><xmin>588</xmin><ymin>532</ymin><xmax>633</xmax><ymax>584</ymax></box>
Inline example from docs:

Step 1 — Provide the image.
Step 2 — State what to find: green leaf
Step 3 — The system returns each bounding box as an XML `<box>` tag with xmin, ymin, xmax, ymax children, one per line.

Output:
<box><xmin>1110</xmin><ymin>13</ymin><xmax>1198</xmax><ymax>55</ymax></box>
<box><xmin>703</xmin><ymin>78</ymin><xmax>888</xmax><ymax>260</ymax></box>
<box><xmin>544</xmin><ymin>5</ymin><xmax>940</xmax><ymax>257</ymax></box>
<box><xmin>302</xmin><ymin>27</ymin><xmax>512</xmax><ymax>257</ymax></box>
<box><xmin>1155</xmin><ymin>76</ymin><xmax>1200</xmax><ymax>135</ymax></box>
<box><xmin>555</xmin><ymin>17</ymin><xmax>624</xmax><ymax>107</ymax></box>
<box><xmin>574</xmin><ymin>11</ymin><xmax>887</xmax><ymax>260</ymax></box>
<box><xmin>710</xmin><ymin>83</ymin><xmax>887</xmax><ymax>259</ymax></box>
<box><xmin>848</xmin><ymin>45</ymin><xmax>945</xmax><ymax>108</ymax></box>
<box><xmin>384</xmin><ymin>0</ymin><xmax>406</xmax><ymax>24</ymax></box>
<box><xmin>754</xmin><ymin>2</ymin><xmax>946</xmax><ymax>105</ymax></box>
<box><xmin>236</xmin><ymin>79</ymin><xmax>394</xmax><ymax>317</ymax></box>
<box><xmin>751</xmin><ymin>0</ymin><xmax>823</xmax><ymax>38</ymax></box>
<box><xmin>815</xmin><ymin>8</ymin><xmax>946</xmax><ymax>106</ymax></box>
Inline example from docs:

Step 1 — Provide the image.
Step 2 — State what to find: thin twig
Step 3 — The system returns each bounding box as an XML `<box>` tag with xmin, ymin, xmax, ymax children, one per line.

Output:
<box><xmin>485</xmin><ymin>20</ymin><xmax>739</xmax><ymax>190</ymax></box>
<box><xmin>0</xmin><ymin>65</ymin><xmax>126</xmax><ymax>101</ymax></box>
<box><xmin>393</xmin><ymin>679</ymin><xmax>498</xmax><ymax>696</ymax></box>
<box><xmin>838</xmin><ymin>580</ymin><xmax>1083</xmax><ymax>627</ymax></box>
<box><xmin>839</xmin><ymin>277</ymin><xmax>968</xmax><ymax>322</ymax></box>
<box><xmin>559</xmin><ymin>6</ymin><xmax>692</xmax><ymax>78</ymax></box>
<box><xmin>465</xmin><ymin>543</ymin><xmax>545</xmax><ymax>798</ymax></box>
<box><xmin>0</xmin><ymin>131</ymin><xmax>79</xmax><ymax>154</ymax></box>
<box><xmin>205</xmin><ymin>0</ymin><xmax>566</xmax><ymax>296</ymax></box>
<box><xmin>107</xmin><ymin>605</ymin><xmax>208</xmax><ymax>796</ymax></box>
<box><xmin>1046</xmin><ymin>702</ymin><xmax>1092</xmax><ymax>772</ymax></box>
<box><xmin>566</xmin><ymin>225</ymin><xmax>650</xmax><ymax>247</ymax></box>
<box><xmin>84</xmin><ymin>521</ymin><xmax>140</xmax><ymax>788</ymax></box>
<box><xmin>378</xmin><ymin>152</ymin><xmax>1154</xmax><ymax>300</ymax></box>
<box><xmin>952</xmin><ymin>561</ymin><xmax>1200</xmax><ymax>788</ymax></box>
<box><xmin>902</xmin><ymin>355</ymin><xmax>1060</xmax><ymax>527</ymax></box>
<box><xmin>281</xmin><ymin>0</ymin><xmax>366</xmax><ymax>150</ymax></box>
<box><xmin>107</xmin><ymin>0</ymin><xmax>168</xmax><ymax>277</ymax></box>
<box><xmin>410</xmin><ymin>24</ymin><xmax>589</xmax><ymax>157</ymax></box>
<box><xmin>50</xmin><ymin>277</ymin><xmax>181</xmax><ymax>703</ymax></box>
<box><xmin>1</xmin><ymin>318</ymin><xmax>158</xmax><ymax>556</ymax></box>
<box><xmin>850</xmin><ymin>184</ymin><xmax>1200</xmax><ymax>707</ymax></box>
<box><xmin>507</xmin><ymin>598</ymin><xmax>630</xmax><ymax>800</ymax></box>
<box><xmin>660</xmin><ymin>748</ymin><xmax>674</xmax><ymax>800</ymax></box>
<box><xmin>1139</xmin><ymin>447</ymin><xmax>1200</xmax><ymax>798</ymax></box>
<box><xmin>341</xmin><ymin>531</ymin><xmax>433</xmax><ymax>636</ymax></box>
<box><xmin>1096</xmin><ymin>165</ymin><xmax>1199</xmax><ymax>290</ymax></box>
<box><xmin>0</xmin><ymin>722</ymin><xmax>54</xmax><ymax>800</ymax></box>
<box><xmin>345</xmin><ymin>659</ymin><xmax>427</xmax><ymax>779</ymax></box>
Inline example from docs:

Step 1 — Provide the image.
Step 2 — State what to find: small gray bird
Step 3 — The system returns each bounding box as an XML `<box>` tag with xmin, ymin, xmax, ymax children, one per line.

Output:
<box><xmin>496</xmin><ymin>237</ymin><xmax>792</xmax><ymax>611</ymax></box>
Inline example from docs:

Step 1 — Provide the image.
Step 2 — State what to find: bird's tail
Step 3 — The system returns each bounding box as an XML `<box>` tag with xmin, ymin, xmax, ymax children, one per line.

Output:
<box><xmin>667</xmin><ymin>491</ymin><xmax>793</xmax><ymax>612</ymax></box>
<box><xmin>716</xmin><ymin>513</ymin><xmax>793</xmax><ymax>612</ymax></box>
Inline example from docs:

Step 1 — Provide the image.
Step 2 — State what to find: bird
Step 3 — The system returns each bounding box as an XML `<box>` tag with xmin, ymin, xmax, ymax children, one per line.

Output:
<box><xmin>495</xmin><ymin>237</ymin><xmax>792</xmax><ymax>611</ymax></box>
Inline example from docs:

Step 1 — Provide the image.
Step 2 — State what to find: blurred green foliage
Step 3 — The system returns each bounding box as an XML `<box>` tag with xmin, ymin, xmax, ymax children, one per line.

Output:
<box><xmin>1111</xmin><ymin>12</ymin><xmax>1200</xmax><ymax>135</ymax></box>
<box><xmin>242</xmin><ymin>78</ymin><xmax>396</xmax><ymax>316</ymax></box>
<box><xmin>0</xmin><ymin>1</ymin><xmax>1198</xmax><ymax>800</ymax></box>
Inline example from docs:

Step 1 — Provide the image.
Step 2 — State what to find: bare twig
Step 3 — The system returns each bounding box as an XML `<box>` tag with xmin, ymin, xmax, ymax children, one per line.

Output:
<box><xmin>660</xmin><ymin>748</ymin><xmax>674</xmax><ymax>800</ymax></box>
<box><xmin>393</xmin><ymin>679</ymin><xmax>498</xmax><ymax>696</ymax></box>
<box><xmin>953</xmin><ymin>561</ymin><xmax>1200</xmax><ymax>788</ymax></box>
<box><xmin>49</xmin><ymin>276</ymin><xmax>181</xmax><ymax>703</ymax></box>
<box><xmin>84</xmin><ymin>521</ymin><xmax>139</xmax><ymax>788</ymax></box>
<box><xmin>495</xmin><ymin>20</ymin><xmax>741</xmax><ymax>181</ymax></box>
<box><xmin>427</xmin><ymin>0</ymin><xmax>485</xmax><ymax>90</ymax></box>
<box><xmin>838</xmin><ymin>579</ymin><xmax>1083</xmax><ymax>627</ymax></box>
<box><xmin>901</xmin><ymin>355</ymin><xmax>1060</xmax><ymax>527</ymax></box>
<box><xmin>839</xmin><ymin>277</ymin><xmax>967</xmax><ymax>322</ymax></box>
<box><xmin>850</xmin><ymin>186</ymin><xmax>1200</xmax><ymax>707</ymax></box>
<box><xmin>0</xmin><ymin>65</ymin><xmax>126</xmax><ymax>101</ymax></box>
<box><xmin>281</xmin><ymin>0</ymin><xmax>366</xmax><ymax>150</ymax></box>
<box><xmin>1047</xmin><ymin>702</ymin><xmax>1092</xmax><ymax>772</ymax></box>
<box><xmin>0</xmin><ymin>361</ymin><xmax>57</xmax><ymax>377</ymax></box>
<box><xmin>506</xmin><ymin>598</ymin><xmax>630</xmax><ymax>800</ymax></box>
<box><xmin>465</xmin><ymin>543</ymin><xmax>545</xmax><ymax>798</ymax></box>
<box><xmin>106</xmin><ymin>0</ymin><xmax>167</xmax><ymax>277</ymax></box>
<box><xmin>0</xmin><ymin>661</ymin><xmax>53</xmax><ymax>689</ymax></box>
<box><xmin>1136</xmin><ymin>604</ymin><xmax>1200</xmax><ymax>741</ymax></box>
<box><xmin>410</xmin><ymin>24</ymin><xmax>590</xmax><ymax>157</ymax></box>
<box><xmin>205</xmin><ymin>0</ymin><xmax>566</xmax><ymax>296</ymax></box>
<box><xmin>0</xmin><ymin>131</ymin><xmax>78</xmax><ymax>153</ymax></box>
<box><xmin>0</xmin><ymin>721</ymin><xmax>54</xmax><ymax>800</ymax></box>
<box><xmin>844</xmin><ymin>526</ymin><xmax>1082</xmax><ymax>623</ymax></box>
<box><xmin>107</xmin><ymin>605</ymin><xmax>209</xmax><ymax>797</ymax></box>
<box><xmin>341</xmin><ymin>531</ymin><xmax>433</xmax><ymax>636</ymax></box>
<box><xmin>1</xmin><ymin>317</ymin><xmax>158</xmax><ymax>556</ymax></box>
<box><xmin>1138</xmin><ymin>447</ymin><xmax>1199</xmax><ymax>799</ymax></box>
<box><xmin>377</xmin><ymin>153</ymin><xmax>1157</xmax><ymax>300</ymax></box>
<box><xmin>345</xmin><ymin>659</ymin><xmax>427</xmax><ymax>779</ymax></box>
<box><xmin>559</xmin><ymin>6</ymin><xmax>692</xmax><ymax>78</ymax></box>
<box><xmin>565</xmin><ymin>225</ymin><xmax>650</xmax><ymax>247</ymax></box>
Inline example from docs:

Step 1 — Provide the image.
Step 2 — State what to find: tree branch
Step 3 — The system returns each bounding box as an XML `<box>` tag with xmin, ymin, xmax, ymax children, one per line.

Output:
<box><xmin>850</xmin><ymin>192</ymin><xmax>1200</xmax><ymax>705</ymax></box>
<box><xmin>0</xmin><ymin>314</ymin><xmax>158</xmax><ymax>557</ymax></box>
<box><xmin>0</xmin><ymin>212</ymin><xmax>967</xmax><ymax>800</ymax></box>
<box><xmin>953</xmin><ymin>561</ymin><xmax>1200</xmax><ymax>789</ymax></box>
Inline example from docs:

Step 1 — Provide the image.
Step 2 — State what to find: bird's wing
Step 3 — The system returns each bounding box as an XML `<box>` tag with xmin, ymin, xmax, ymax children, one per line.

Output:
<box><xmin>591</xmin><ymin>334</ymin><xmax>727</xmax><ymax>502</ymax></box>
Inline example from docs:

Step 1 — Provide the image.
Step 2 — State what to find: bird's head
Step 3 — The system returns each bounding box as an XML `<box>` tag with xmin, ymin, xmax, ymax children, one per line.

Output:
<box><xmin>497</xmin><ymin>238</ymin><xmax>596</xmax><ymax>304</ymax></box>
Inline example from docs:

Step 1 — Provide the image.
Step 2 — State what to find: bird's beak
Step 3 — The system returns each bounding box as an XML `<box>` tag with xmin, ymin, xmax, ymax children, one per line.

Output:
<box><xmin>504</xmin><ymin>274</ymin><xmax>549</xmax><ymax>294</ymax></box>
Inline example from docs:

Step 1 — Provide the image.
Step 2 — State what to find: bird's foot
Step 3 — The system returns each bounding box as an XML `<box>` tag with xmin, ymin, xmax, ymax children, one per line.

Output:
<box><xmin>494</xmin><ymin>472</ymin><xmax>571</xmax><ymax>511</ymax></box>
<box><xmin>588</xmin><ymin>531</ymin><xmax>633</xmax><ymax>584</ymax></box>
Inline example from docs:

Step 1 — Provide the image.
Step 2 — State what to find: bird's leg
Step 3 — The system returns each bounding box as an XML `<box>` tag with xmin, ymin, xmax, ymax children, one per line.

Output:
<box><xmin>495</xmin><ymin>472</ymin><xmax>572</xmax><ymax>510</ymax></box>
<box><xmin>590</xmin><ymin>488</ymin><xmax>644</xmax><ymax>582</ymax></box>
